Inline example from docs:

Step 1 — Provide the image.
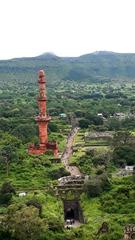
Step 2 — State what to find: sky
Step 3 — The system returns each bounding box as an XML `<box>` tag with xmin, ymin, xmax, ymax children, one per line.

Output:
<box><xmin>0</xmin><ymin>0</ymin><xmax>135</xmax><ymax>59</ymax></box>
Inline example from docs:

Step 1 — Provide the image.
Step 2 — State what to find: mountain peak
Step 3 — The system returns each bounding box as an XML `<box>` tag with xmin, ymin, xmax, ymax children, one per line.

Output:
<box><xmin>36</xmin><ymin>52</ymin><xmax>59</xmax><ymax>59</ymax></box>
<box><xmin>91</xmin><ymin>51</ymin><xmax>116</xmax><ymax>55</ymax></box>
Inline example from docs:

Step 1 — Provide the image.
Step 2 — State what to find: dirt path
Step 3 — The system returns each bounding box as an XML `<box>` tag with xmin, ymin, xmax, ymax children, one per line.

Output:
<box><xmin>61</xmin><ymin>127</ymin><xmax>82</xmax><ymax>176</ymax></box>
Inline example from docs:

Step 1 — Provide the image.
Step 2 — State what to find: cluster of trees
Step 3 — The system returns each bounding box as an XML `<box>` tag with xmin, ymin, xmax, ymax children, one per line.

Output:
<box><xmin>78</xmin><ymin>130</ymin><xmax>135</xmax><ymax>173</ymax></box>
<box><xmin>84</xmin><ymin>173</ymin><xmax>110</xmax><ymax>198</ymax></box>
<box><xmin>0</xmin><ymin>182</ymin><xmax>16</xmax><ymax>205</ymax></box>
<box><xmin>0</xmin><ymin>132</ymin><xmax>22</xmax><ymax>176</ymax></box>
<box><xmin>0</xmin><ymin>205</ymin><xmax>46</xmax><ymax>240</ymax></box>
<box><xmin>0</xmin><ymin>182</ymin><xmax>65</xmax><ymax>240</ymax></box>
<box><xmin>100</xmin><ymin>178</ymin><xmax>135</xmax><ymax>214</ymax></box>
<box><xmin>112</xmin><ymin>131</ymin><xmax>135</xmax><ymax>166</ymax></box>
<box><xmin>79</xmin><ymin>115</ymin><xmax>103</xmax><ymax>129</ymax></box>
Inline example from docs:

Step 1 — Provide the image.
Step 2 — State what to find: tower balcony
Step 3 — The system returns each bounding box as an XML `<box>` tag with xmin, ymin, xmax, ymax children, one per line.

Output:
<box><xmin>35</xmin><ymin>115</ymin><xmax>51</xmax><ymax>122</ymax></box>
<box><xmin>37</xmin><ymin>96</ymin><xmax>47</xmax><ymax>101</ymax></box>
<box><xmin>38</xmin><ymin>79</ymin><xmax>46</xmax><ymax>84</ymax></box>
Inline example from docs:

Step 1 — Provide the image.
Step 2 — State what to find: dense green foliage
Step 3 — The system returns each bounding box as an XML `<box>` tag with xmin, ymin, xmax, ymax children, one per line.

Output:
<box><xmin>2</xmin><ymin>51</ymin><xmax>135</xmax><ymax>85</ymax></box>
<box><xmin>100</xmin><ymin>177</ymin><xmax>135</xmax><ymax>214</ymax></box>
<box><xmin>0</xmin><ymin>182</ymin><xmax>15</xmax><ymax>205</ymax></box>
<box><xmin>0</xmin><ymin>52</ymin><xmax>135</xmax><ymax>239</ymax></box>
<box><xmin>84</xmin><ymin>173</ymin><xmax>110</xmax><ymax>197</ymax></box>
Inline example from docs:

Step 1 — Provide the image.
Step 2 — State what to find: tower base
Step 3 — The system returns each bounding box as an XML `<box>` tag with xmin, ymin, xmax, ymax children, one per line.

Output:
<box><xmin>28</xmin><ymin>142</ymin><xmax>58</xmax><ymax>157</ymax></box>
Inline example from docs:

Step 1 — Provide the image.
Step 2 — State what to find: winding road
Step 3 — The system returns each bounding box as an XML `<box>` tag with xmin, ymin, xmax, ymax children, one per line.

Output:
<box><xmin>61</xmin><ymin>127</ymin><xmax>82</xmax><ymax>176</ymax></box>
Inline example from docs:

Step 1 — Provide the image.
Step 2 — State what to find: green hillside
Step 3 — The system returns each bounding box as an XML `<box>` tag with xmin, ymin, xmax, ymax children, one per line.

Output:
<box><xmin>0</xmin><ymin>52</ymin><xmax>135</xmax><ymax>239</ymax></box>
<box><xmin>1</xmin><ymin>51</ymin><xmax>135</xmax><ymax>86</ymax></box>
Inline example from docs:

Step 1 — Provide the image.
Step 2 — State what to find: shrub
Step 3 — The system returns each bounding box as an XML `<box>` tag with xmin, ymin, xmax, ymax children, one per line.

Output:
<box><xmin>26</xmin><ymin>199</ymin><xmax>42</xmax><ymax>216</ymax></box>
<box><xmin>0</xmin><ymin>182</ymin><xmax>16</xmax><ymax>205</ymax></box>
<box><xmin>1</xmin><ymin>182</ymin><xmax>16</xmax><ymax>195</ymax></box>
<box><xmin>84</xmin><ymin>178</ymin><xmax>102</xmax><ymax>197</ymax></box>
<box><xmin>113</xmin><ymin>146</ymin><xmax>135</xmax><ymax>166</ymax></box>
<box><xmin>84</xmin><ymin>173</ymin><xmax>110</xmax><ymax>198</ymax></box>
<box><xmin>48</xmin><ymin>167</ymin><xmax>69</xmax><ymax>180</ymax></box>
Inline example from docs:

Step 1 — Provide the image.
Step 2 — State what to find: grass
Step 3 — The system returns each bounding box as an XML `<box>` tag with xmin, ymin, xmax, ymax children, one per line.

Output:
<box><xmin>70</xmin><ymin>128</ymin><xmax>111</xmax><ymax>175</ymax></box>
<box><xmin>76</xmin><ymin>177</ymin><xmax>135</xmax><ymax>240</ymax></box>
<box><xmin>49</xmin><ymin>132</ymin><xmax>67</xmax><ymax>152</ymax></box>
<box><xmin>0</xmin><ymin>153</ymin><xmax>67</xmax><ymax>190</ymax></box>
<box><xmin>0</xmin><ymin>176</ymin><xmax>132</xmax><ymax>240</ymax></box>
<box><xmin>0</xmin><ymin>140</ymin><xmax>134</xmax><ymax>239</ymax></box>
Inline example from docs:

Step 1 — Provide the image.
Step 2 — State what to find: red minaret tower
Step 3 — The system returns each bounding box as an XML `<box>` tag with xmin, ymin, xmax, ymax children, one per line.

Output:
<box><xmin>28</xmin><ymin>70</ymin><xmax>58</xmax><ymax>157</ymax></box>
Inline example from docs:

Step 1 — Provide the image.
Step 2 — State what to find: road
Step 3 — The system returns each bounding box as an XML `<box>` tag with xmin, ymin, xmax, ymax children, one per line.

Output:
<box><xmin>61</xmin><ymin>127</ymin><xmax>82</xmax><ymax>176</ymax></box>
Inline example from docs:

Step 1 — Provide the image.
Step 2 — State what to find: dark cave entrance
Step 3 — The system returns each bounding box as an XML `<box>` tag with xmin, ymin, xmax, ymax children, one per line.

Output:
<box><xmin>65</xmin><ymin>208</ymin><xmax>75</xmax><ymax>219</ymax></box>
<box><xmin>63</xmin><ymin>200</ymin><xmax>84</xmax><ymax>223</ymax></box>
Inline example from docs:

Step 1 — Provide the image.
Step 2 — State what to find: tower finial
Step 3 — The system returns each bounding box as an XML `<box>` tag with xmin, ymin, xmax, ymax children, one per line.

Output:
<box><xmin>38</xmin><ymin>69</ymin><xmax>45</xmax><ymax>78</ymax></box>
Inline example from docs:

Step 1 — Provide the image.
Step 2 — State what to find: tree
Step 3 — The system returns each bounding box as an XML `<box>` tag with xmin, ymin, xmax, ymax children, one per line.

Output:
<box><xmin>112</xmin><ymin>130</ymin><xmax>131</xmax><ymax>148</ymax></box>
<box><xmin>0</xmin><ymin>145</ymin><xmax>14</xmax><ymax>177</ymax></box>
<box><xmin>107</xmin><ymin>118</ymin><xmax>121</xmax><ymax>131</ymax></box>
<box><xmin>113</xmin><ymin>145</ymin><xmax>135</xmax><ymax>166</ymax></box>
<box><xmin>1</xmin><ymin>182</ymin><xmax>16</xmax><ymax>195</ymax></box>
<box><xmin>0</xmin><ymin>132</ymin><xmax>21</xmax><ymax>176</ymax></box>
<box><xmin>48</xmin><ymin>122</ymin><xmax>58</xmax><ymax>132</ymax></box>
<box><xmin>5</xmin><ymin>206</ymin><xmax>46</xmax><ymax>240</ymax></box>
<box><xmin>0</xmin><ymin>182</ymin><xmax>15</xmax><ymax>205</ymax></box>
<box><xmin>79</xmin><ymin>119</ymin><xmax>90</xmax><ymax>128</ymax></box>
<box><xmin>26</xmin><ymin>199</ymin><xmax>42</xmax><ymax>216</ymax></box>
<box><xmin>48</xmin><ymin>167</ymin><xmax>69</xmax><ymax>180</ymax></box>
<box><xmin>92</xmin><ymin>152</ymin><xmax>111</xmax><ymax>166</ymax></box>
<box><xmin>12</xmin><ymin>123</ymin><xmax>37</xmax><ymax>143</ymax></box>
<box><xmin>84</xmin><ymin>178</ymin><xmax>102</xmax><ymax>197</ymax></box>
<box><xmin>0</xmin><ymin>230</ymin><xmax>12</xmax><ymax>240</ymax></box>
<box><xmin>84</xmin><ymin>173</ymin><xmax>110</xmax><ymax>198</ymax></box>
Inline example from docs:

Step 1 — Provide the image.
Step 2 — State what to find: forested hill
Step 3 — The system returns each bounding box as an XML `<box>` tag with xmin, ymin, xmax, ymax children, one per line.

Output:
<box><xmin>1</xmin><ymin>51</ymin><xmax>135</xmax><ymax>84</ymax></box>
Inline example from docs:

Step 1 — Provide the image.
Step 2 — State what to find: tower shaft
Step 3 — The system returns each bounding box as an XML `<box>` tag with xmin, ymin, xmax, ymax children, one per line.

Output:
<box><xmin>28</xmin><ymin>70</ymin><xmax>58</xmax><ymax>157</ymax></box>
<box><xmin>36</xmin><ymin>70</ymin><xmax>51</xmax><ymax>145</ymax></box>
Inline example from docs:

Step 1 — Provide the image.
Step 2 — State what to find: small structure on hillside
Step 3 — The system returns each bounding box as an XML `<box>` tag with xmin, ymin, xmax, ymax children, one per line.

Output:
<box><xmin>116</xmin><ymin>166</ymin><xmax>134</xmax><ymax>177</ymax></box>
<box><xmin>59</xmin><ymin>113</ymin><xmax>67</xmax><ymax>118</ymax></box>
<box><xmin>123</xmin><ymin>225</ymin><xmax>135</xmax><ymax>239</ymax></box>
<box><xmin>28</xmin><ymin>70</ymin><xmax>58</xmax><ymax>157</ymax></box>
<box><xmin>18</xmin><ymin>192</ymin><xmax>27</xmax><ymax>197</ymax></box>
<box><xmin>97</xmin><ymin>113</ymin><xmax>103</xmax><ymax>117</ymax></box>
<box><xmin>125</xmin><ymin>166</ymin><xmax>134</xmax><ymax>172</ymax></box>
<box><xmin>96</xmin><ymin>222</ymin><xmax>109</xmax><ymax>236</ymax></box>
<box><xmin>114</xmin><ymin>112</ymin><xmax>126</xmax><ymax>120</ymax></box>
<box><xmin>58</xmin><ymin>175</ymin><xmax>85</xmax><ymax>186</ymax></box>
<box><xmin>84</xmin><ymin>131</ymin><xmax>114</xmax><ymax>142</ymax></box>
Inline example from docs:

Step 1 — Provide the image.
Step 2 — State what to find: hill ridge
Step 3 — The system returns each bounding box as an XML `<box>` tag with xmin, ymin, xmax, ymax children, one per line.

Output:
<box><xmin>1</xmin><ymin>51</ymin><xmax>135</xmax><ymax>83</ymax></box>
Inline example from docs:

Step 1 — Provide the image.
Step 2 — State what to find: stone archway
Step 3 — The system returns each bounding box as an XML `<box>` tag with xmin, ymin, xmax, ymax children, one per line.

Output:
<box><xmin>63</xmin><ymin>200</ymin><xmax>84</xmax><ymax>223</ymax></box>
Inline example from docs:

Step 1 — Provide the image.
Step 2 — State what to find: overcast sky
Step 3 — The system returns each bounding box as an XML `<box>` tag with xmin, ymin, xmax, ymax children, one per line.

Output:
<box><xmin>0</xmin><ymin>0</ymin><xmax>135</xmax><ymax>59</ymax></box>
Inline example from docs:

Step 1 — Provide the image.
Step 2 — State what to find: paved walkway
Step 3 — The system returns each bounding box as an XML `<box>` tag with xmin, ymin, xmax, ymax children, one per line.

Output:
<box><xmin>60</xmin><ymin>128</ymin><xmax>84</xmax><ymax>228</ymax></box>
<box><xmin>65</xmin><ymin>220</ymin><xmax>81</xmax><ymax>229</ymax></box>
<box><xmin>61</xmin><ymin>127</ymin><xmax>82</xmax><ymax>176</ymax></box>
